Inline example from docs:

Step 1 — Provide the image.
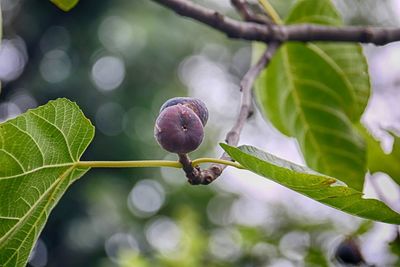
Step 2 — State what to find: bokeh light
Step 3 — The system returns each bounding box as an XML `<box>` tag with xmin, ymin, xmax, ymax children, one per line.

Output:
<box><xmin>208</xmin><ymin>228</ymin><xmax>242</xmax><ymax>262</ymax></box>
<box><xmin>127</xmin><ymin>179</ymin><xmax>165</xmax><ymax>217</ymax></box>
<box><xmin>95</xmin><ymin>102</ymin><xmax>125</xmax><ymax>136</ymax></box>
<box><xmin>98</xmin><ymin>16</ymin><xmax>147</xmax><ymax>60</ymax></box>
<box><xmin>278</xmin><ymin>231</ymin><xmax>310</xmax><ymax>261</ymax></box>
<box><xmin>206</xmin><ymin>194</ymin><xmax>233</xmax><ymax>226</ymax></box>
<box><xmin>0</xmin><ymin>37</ymin><xmax>27</xmax><ymax>82</ymax></box>
<box><xmin>40</xmin><ymin>49</ymin><xmax>71</xmax><ymax>83</ymax></box>
<box><xmin>0</xmin><ymin>101</ymin><xmax>20</xmax><ymax>122</ymax></box>
<box><xmin>104</xmin><ymin>233</ymin><xmax>139</xmax><ymax>263</ymax></box>
<box><xmin>28</xmin><ymin>238</ymin><xmax>48</xmax><ymax>267</ymax></box>
<box><xmin>145</xmin><ymin>216</ymin><xmax>182</xmax><ymax>256</ymax></box>
<box><xmin>91</xmin><ymin>55</ymin><xmax>125</xmax><ymax>91</ymax></box>
<box><xmin>39</xmin><ymin>26</ymin><xmax>71</xmax><ymax>53</ymax></box>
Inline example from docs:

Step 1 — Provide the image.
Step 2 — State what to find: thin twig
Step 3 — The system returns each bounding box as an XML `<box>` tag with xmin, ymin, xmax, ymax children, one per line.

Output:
<box><xmin>216</xmin><ymin>42</ymin><xmax>281</xmax><ymax>161</ymax></box>
<box><xmin>152</xmin><ymin>0</ymin><xmax>400</xmax><ymax>45</ymax></box>
<box><xmin>231</xmin><ymin>0</ymin><xmax>271</xmax><ymax>24</ymax></box>
<box><xmin>179</xmin><ymin>43</ymin><xmax>281</xmax><ymax>185</ymax></box>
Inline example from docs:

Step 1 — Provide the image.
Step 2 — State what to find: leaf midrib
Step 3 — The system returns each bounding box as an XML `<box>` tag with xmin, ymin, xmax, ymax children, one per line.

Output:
<box><xmin>0</xmin><ymin>163</ymin><xmax>75</xmax><ymax>180</ymax></box>
<box><xmin>0</xmin><ymin>165</ymin><xmax>76</xmax><ymax>247</ymax></box>
<box><xmin>281</xmin><ymin>45</ymin><xmax>331</xmax><ymax>173</ymax></box>
<box><xmin>228</xmin><ymin>146</ymin><xmax>400</xmax><ymax>223</ymax></box>
<box><xmin>2</xmin><ymin>166</ymin><xmax>76</xmax><ymax>265</ymax></box>
<box><xmin>307</xmin><ymin>43</ymin><xmax>357</xmax><ymax>118</ymax></box>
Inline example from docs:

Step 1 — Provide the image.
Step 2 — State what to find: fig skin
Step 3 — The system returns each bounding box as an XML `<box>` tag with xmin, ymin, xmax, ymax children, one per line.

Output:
<box><xmin>159</xmin><ymin>97</ymin><xmax>208</xmax><ymax>126</ymax></box>
<box><xmin>154</xmin><ymin>104</ymin><xmax>204</xmax><ymax>154</ymax></box>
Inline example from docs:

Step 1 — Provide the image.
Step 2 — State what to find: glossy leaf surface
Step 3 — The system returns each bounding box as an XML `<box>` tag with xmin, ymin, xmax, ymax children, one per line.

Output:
<box><xmin>222</xmin><ymin>144</ymin><xmax>400</xmax><ymax>224</ymax></box>
<box><xmin>254</xmin><ymin>0</ymin><xmax>370</xmax><ymax>190</ymax></box>
<box><xmin>0</xmin><ymin>98</ymin><xmax>94</xmax><ymax>267</ymax></box>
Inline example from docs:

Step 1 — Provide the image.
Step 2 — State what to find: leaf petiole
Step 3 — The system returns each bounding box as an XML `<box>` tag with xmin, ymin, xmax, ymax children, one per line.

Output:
<box><xmin>77</xmin><ymin>160</ymin><xmax>182</xmax><ymax>168</ymax></box>
<box><xmin>77</xmin><ymin>158</ymin><xmax>243</xmax><ymax>169</ymax></box>
<box><xmin>192</xmin><ymin>158</ymin><xmax>244</xmax><ymax>169</ymax></box>
<box><xmin>258</xmin><ymin>0</ymin><xmax>283</xmax><ymax>24</ymax></box>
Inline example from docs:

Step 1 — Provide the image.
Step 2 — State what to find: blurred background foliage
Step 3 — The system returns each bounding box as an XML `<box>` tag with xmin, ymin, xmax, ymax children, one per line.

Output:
<box><xmin>1</xmin><ymin>0</ymin><xmax>400</xmax><ymax>266</ymax></box>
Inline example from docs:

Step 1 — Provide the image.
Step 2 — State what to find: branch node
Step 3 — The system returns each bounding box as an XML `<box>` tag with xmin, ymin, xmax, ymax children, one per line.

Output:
<box><xmin>152</xmin><ymin>0</ymin><xmax>400</xmax><ymax>45</ymax></box>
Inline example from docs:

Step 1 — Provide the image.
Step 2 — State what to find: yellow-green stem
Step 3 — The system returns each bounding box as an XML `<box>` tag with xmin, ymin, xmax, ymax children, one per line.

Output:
<box><xmin>192</xmin><ymin>158</ymin><xmax>244</xmax><ymax>169</ymax></box>
<box><xmin>77</xmin><ymin>158</ymin><xmax>243</xmax><ymax>169</ymax></box>
<box><xmin>258</xmin><ymin>0</ymin><xmax>283</xmax><ymax>24</ymax></box>
<box><xmin>77</xmin><ymin>160</ymin><xmax>182</xmax><ymax>168</ymax></box>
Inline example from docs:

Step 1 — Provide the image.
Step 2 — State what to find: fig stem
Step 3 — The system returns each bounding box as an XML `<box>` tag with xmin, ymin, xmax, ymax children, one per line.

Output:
<box><xmin>76</xmin><ymin>158</ymin><xmax>242</xmax><ymax>169</ymax></box>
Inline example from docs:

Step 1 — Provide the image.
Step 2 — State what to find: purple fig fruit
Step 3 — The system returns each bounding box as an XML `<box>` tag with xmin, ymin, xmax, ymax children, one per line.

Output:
<box><xmin>159</xmin><ymin>97</ymin><xmax>208</xmax><ymax>127</ymax></box>
<box><xmin>154</xmin><ymin>104</ymin><xmax>204</xmax><ymax>154</ymax></box>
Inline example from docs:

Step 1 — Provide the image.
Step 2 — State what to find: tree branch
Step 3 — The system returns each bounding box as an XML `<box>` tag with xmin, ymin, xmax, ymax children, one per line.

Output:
<box><xmin>180</xmin><ymin>43</ymin><xmax>281</xmax><ymax>185</ymax></box>
<box><xmin>152</xmin><ymin>0</ymin><xmax>400</xmax><ymax>45</ymax></box>
<box><xmin>224</xmin><ymin>41</ymin><xmax>281</xmax><ymax>149</ymax></box>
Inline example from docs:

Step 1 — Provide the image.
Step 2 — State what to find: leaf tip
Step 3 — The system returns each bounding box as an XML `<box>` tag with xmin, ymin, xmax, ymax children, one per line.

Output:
<box><xmin>50</xmin><ymin>0</ymin><xmax>79</xmax><ymax>12</ymax></box>
<box><xmin>219</xmin><ymin>143</ymin><xmax>228</xmax><ymax>149</ymax></box>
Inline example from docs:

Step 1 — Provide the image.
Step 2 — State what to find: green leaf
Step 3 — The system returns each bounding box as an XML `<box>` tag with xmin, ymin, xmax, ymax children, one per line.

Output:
<box><xmin>305</xmin><ymin>248</ymin><xmax>329</xmax><ymax>267</ymax></box>
<box><xmin>353</xmin><ymin>220</ymin><xmax>373</xmax><ymax>236</ymax></box>
<box><xmin>0</xmin><ymin>4</ymin><xmax>2</xmax><ymax>93</ymax></box>
<box><xmin>285</xmin><ymin>0</ymin><xmax>370</xmax><ymax>117</ymax></box>
<box><xmin>0</xmin><ymin>98</ymin><xmax>94</xmax><ymax>267</ymax></box>
<box><xmin>50</xmin><ymin>0</ymin><xmax>80</xmax><ymax>11</ymax></box>
<box><xmin>389</xmin><ymin>232</ymin><xmax>400</xmax><ymax>258</ymax></box>
<box><xmin>359</xmin><ymin>125</ymin><xmax>400</xmax><ymax>185</ymax></box>
<box><xmin>221</xmin><ymin>144</ymin><xmax>400</xmax><ymax>224</ymax></box>
<box><xmin>254</xmin><ymin>0</ymin><xmax>370</xmax><ymax>190</ymax></box>
<box><xmin>285</xmin><ymin>0</ymin><xmax>341</xmax><ymax>25</ymax></box>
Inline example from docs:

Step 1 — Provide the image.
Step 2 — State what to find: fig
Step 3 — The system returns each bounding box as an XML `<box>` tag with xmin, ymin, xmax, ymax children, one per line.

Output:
<box><xmin>159</xmin><ymin>97</ymin><xmax>208</xmax><ymax>126</ymax></box>
<box><xmin>154</xmin><ymin>104</ymin><xmax>204</xmax><ymax>154</ymax></box>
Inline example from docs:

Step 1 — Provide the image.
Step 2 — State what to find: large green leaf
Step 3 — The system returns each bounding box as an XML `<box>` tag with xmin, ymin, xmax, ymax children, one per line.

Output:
<box><xmin>50</xmin><ymin>0</ymin><xmax>80</xmax><ymax>11</ymax></box>
<box><xmin>222</xmin><ymin>144</ymin><xmax>400</xmax><ymax>224</ymax></box>
<box><xmin>0</xmin><ymin>4</ymin><xmax>2</xmax><ymax>93</ymax></box>
<box><xmin>285</xmin><ymin>0</ymin><xmax>370</xmax><ymax>117</ymax></box>
<box><xmin>0</xmin><ymin>98</ymin><xmax>94</xmax><ymax>267</ymax></box>
<box><xmin>254</xmin><ymin>0</ymin><xmax>370</xmax><ymax>190</ymax></box>
<box><xmin>359</xmin><ymin>125</ymin><xmax>400</xmax><ymax>185</ymax></box>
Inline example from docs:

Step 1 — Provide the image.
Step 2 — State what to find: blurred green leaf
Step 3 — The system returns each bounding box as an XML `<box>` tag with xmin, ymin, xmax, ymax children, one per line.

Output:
<box><xmin>254</xmin><ymin>0</ymin><xmax>370</xmax><ymax>190</ymax></box>
<box><xmin>359</xmin><ymin>125</ymin><xmax>400</xmax><ymax>185</ymax></box>
<box><xmin>50</xmin><ymin>0</ymin><xmax>80</xmax><ymax>11</ymax></box>
<box><xmin>353</xmin><ymin>220</ymin><xmax>373</xmax><ymax>236</ymax></box>
<box><xmin>0</xmin><ymin>98</ymin><xmax>94</xmax><ymax>267</ymax></box>
<box><xmin>120</xmin><ymin>253</ymin><xmax>152</xmax><ymax>267</ymax></box>
<box><xmin>389</xmin><ymin>232</ymin><xmax>400</xmax><ymax>258</ymax></box>
<box><xmin>158</xmin><ymin>207</ymin><xmax>208</xmax><ymax>267</ymax></box>
<box><xmin>305</xmin><ymin>248</ymin><xmax>329</xmax><ymax>267</ymax></box>
<box><xmin>0</xmin><ymin>3</ymin><xmax>2</xmax><ymax>93</ymax></box>
<box><xmin>222</xmin><ymin>144</ymin><xmax>400</xmax><ymax>224</ymax></box>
